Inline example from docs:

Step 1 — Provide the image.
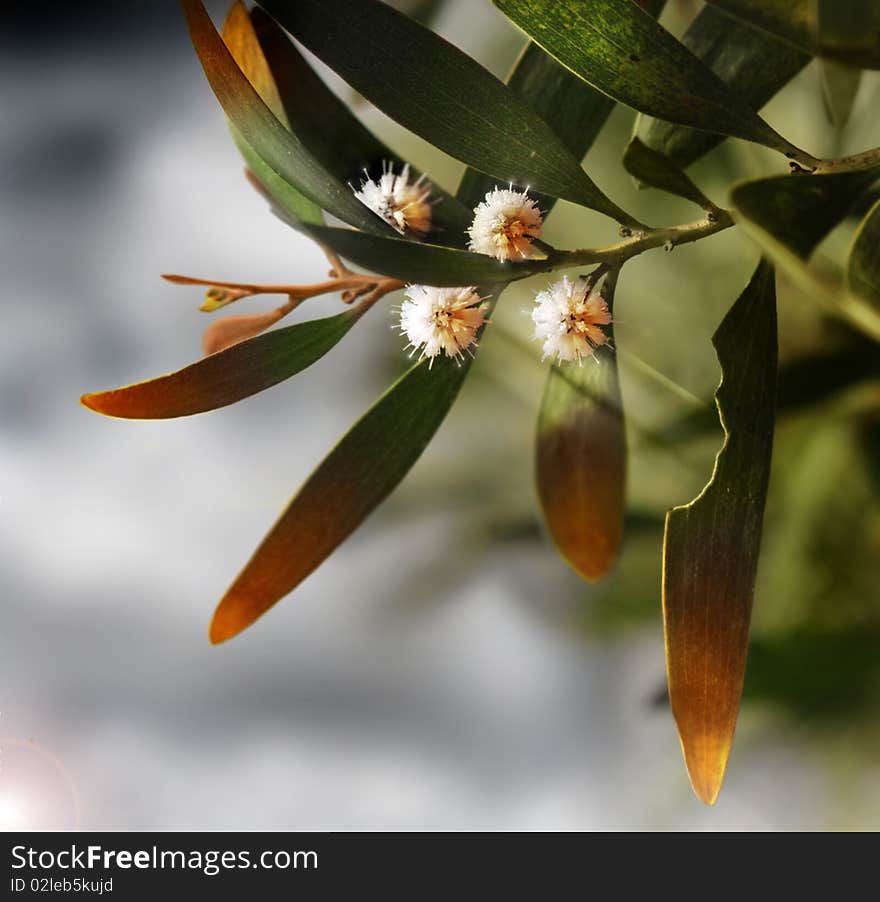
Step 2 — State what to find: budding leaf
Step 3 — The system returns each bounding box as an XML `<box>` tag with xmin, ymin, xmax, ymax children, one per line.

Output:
<box><xmin>623</xmin><ymin>137</ymin><xmax>715</xmax><ymax>209</ymax></box>
<box><xmin>663</xmin><ymin>260</ymin><xmax>777</xmax><ymax>805</ymax></box>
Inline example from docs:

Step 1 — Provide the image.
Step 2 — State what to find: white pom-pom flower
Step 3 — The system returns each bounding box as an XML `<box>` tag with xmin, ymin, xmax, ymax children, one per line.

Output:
<box><xmin>467</xmin><ymin>187</ymin><xmax>543</xmax><ymax>261</ymax></box>
<box><xmin>353</xmin><ymin>161</ymin><xmax>432</xmax><ymax>239</ymax></box>
<box><xmin>531</xmin><ymin>275</ymin><xmax>613</xmax><ymax>364</ymax></box>
<box><xmin>399</xmin><ymin>285</ymin><xmax>486</xmax><ymax>363</ymax></box>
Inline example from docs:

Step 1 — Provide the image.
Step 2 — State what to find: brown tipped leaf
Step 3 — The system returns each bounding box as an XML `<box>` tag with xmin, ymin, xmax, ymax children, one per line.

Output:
<box><xmin>536</xmin><ymin>333</ymin><xmax>626</xmax><ymax>583</ymax></box>
<box><xmin>81</xmin><ymin>309</ymin><xmax>362</xmax><ymax>419</ymax></box>
<box><xmin>662</xmin><ymin>260</ymin><xmax>777</xmax><ymax>805</ymax></box>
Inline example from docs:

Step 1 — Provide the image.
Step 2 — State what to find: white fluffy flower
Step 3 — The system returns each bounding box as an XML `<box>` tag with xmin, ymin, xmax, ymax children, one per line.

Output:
<box><xmin>467</xmin><ymin>187</ymin><xmax>543</xmax><ymax>261</ymax></box>
<box><xmin>399</xmin><ymin>285</ymin><xmax>486</xmax><ymax>363</ymax></box>
<box><xmin>531</xmin><ymin>275</ymin><xmax>613</xmax><ymax>364</ymax></box>
<box><xmin>353</xmin><ymin>162</ymin><xmax>432</xmax><ymax>239</ymax></box>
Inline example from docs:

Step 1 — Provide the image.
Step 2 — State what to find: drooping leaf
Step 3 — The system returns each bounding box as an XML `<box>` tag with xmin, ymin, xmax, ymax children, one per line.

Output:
<box><xmin>493</xmin><ymin>0</ymin><xmax>807</xmax><ymax>160</ymax></box>
<box><xmin>848</xmin><ymin>197</ymin><xmax>880</xmax><ymax>306</ymax></box>
<box><xmin>81</xmin><ymin>309</ymin><xmax>362</xmax><ymax>420</ymax></box>
<box><xmin>731</xmin><ymin>166</ymin><xmax>880</xmax><ymax>259</ymax></box>
<box><xmin>662</xmin><ymin>260</ymin><xmax>778</xmax><ymax>805</ymax></box>
<box><xmin>623</xmin><ymin>137</ymin><xmax>715</xmax><ymax>209</ymax></box>
<box><xmin>257</xmin><ymin>0</ymin><xmax>640</xmax><ymax>225</ymax></box>
<box><xmin>706</xmin><ymin>0</ymin><xmax>880</xmax><ymax>68</ymax></box>
<box><xmin>536</xmin><ymin>338</ymin><xmax>626</xmax><ymax>582</ymax></box>
<box><xmin>638</xmin><ymin>4</ymin><xmax>809</xmax><ymax>169</ymax></box>
<box><xmin>181</xmin><ymin>0</ymin><xmax>391</xmax><ymax>234</ymax></box>
<box><xmin>209</xmin><ymin>300</ymin><xmax>497</xmax><ymax>643</ymax></box>
<box><xmin>230</xmin><ymin>4</ymin><xmax>471</xmax><ymax>243</ymax></box>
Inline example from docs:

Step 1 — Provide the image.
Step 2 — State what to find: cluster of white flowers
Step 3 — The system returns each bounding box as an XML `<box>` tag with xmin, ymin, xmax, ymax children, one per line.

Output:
<box><xmin>351</xmin><ymin>171</ymin><xmax>611</xmax><ymax>364</ymax></box>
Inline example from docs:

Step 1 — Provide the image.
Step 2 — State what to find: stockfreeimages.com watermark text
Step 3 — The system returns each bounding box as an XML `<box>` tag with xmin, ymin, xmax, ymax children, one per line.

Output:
<box><xmin>11</xmin><ymin>844</ymin><xmax>317</xmax><ymax>877</ymax></box>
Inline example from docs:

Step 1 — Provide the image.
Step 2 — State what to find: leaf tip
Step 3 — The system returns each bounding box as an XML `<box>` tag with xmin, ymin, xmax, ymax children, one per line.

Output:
<box><xmin>679</xmin><ymin>732</ymin><xmax>731</xmax><ymax>806</ymax></box>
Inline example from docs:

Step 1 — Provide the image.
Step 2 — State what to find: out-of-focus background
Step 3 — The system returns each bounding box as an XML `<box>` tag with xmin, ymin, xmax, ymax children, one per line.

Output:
<box><xmin>1</xmin><ymin>0</ymin><xmax>879</xmax><ymax>831</ymax></box>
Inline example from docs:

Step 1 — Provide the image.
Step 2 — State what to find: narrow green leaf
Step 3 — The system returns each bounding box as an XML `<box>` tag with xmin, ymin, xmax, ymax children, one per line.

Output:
<box><xmin>706</xmin><ymin>0</ymin><xmax>880</xmax><ymax>68</ymax></box>
<box><xmin>493</xmin><ymin>0</ymin><xmax>803</xmax><ymax>157</ymax></box>
<box><xmin>848</xmin><ymin>197</ymin><xmax>880</xmax><ymax>306</ymax></box>
<box><xmin>536</xmin><ymin>341</ymin><xmax>626</xmax><ymax>583</ymax></box>
<box><xmin>638</xmin><ymin>4</ymin><xmax>809</xmax><ymax>169</ymax></box>
<box><xmin>81</xmin><ymin>309</ymin><xmax>361</xmax><ymax>420</ymax></box>
<box><xmin>731</xmin><ymin>167</ymin><xmax>880</xmax><ymax>260</ymax></box>
<box><xmin>240</xmin><ymin>5</ymin><xmax>472</xmax><ymax>242</ymax></box>
<box><xmin>222</xmin><ymin>2</ymin><xmax>322</xmax><ymax>225</ymax></box>
<box><xmin>209</xmin><ymin>297</ymin><xmax>498</xmax><ymax>643</ymax></box>
<box><xmin>181</xmin><ymin>0</ymin><xmax>391</xmax><ymax>234</ymax></box>
<box><xmin>623</xmin><ymin>137</ymin><xmax>715</xmax><ymax>209</ymax></box>
<box><xmin>306</xmin><ymin>225</ymin><xmax>552</xmax><ymax>286</ymax></box>
<box><xmin>238</xmin><ymin>140</ymin><xmax>552</xmax><ymax>285</ymax></box>
<box><xmin>662</xmin><ymin>260</ymin><xmax>778</xmax><ymax>805</ymax></box>
<box><xmin>258</xmin><ymin>0</ymin><xmax>640</xmax><ymax>225</ymax></box>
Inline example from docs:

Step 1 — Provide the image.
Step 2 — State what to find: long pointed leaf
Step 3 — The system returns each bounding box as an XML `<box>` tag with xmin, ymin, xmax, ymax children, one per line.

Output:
<box><xmin>209</xmin><ymin>299</ymin><xmax>497</xmax><ymax>643</ymax></box>
<box><xmin>182</xmin><ymin>0</ymin><xmax>391</xmax><ymax>234</ymax></box>
<box><xmin>257</xmin><ymin>0</ymin><xmax>640</xmax><ymax>225</ymax></box>
<box><xmin>493</xmin><ymin>0</ymin><xmax>804</xmax><ymax>158</ymax></box>
<box><xmin>536</xmin><ymin>341</ymin><xmax>626</xmax><ymax>582</ymax></box>
<box><xmin>236</xmin><ymin>4</ymin><xmax>471</xmax><ymax>242</ymax></box>
<box><xmin>81</xmin><ymin>309</ymin><xmax>361</xmax><ymax>419</ymax></box>
<box><xmin>662</xmin><ymin>260</ymin><xmax>777</xmax><ymax>805</ymax></box>
<box><xmin>637</xmin><ymin>4</ymin><xmax>808</xmax><ymax>169</ymax></box>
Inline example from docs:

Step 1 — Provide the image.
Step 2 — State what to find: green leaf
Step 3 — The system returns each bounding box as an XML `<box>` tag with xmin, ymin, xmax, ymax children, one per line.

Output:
<box><xmin>731</xmin><ymin>169</ymin><xmax>880</xmax><ymax>340</ymax></box>
<box><xmin>209</xmin><ymin>301</ymin><xmax>496</xmax><ymax>643</ymax></box>
<box><xmin>622</xmin><ymin>137</ymin><xmax>715</xmax><ymax>209</ymax></box>
<box><xmin>662</xmin><ymin>260</ymin><xmax>778</xmax><ymax>805</ymax></box>
<box><xmin>81</xmin><ymin>309</ymin><xmax>362</xmax><ymax>420</ymax></box>
<box><xmin>536</xmin><ymin>339</ymin><xmax>626</xmax><ymax>583</ymax></box>
<box><xmin>734</xmin><ymin>165</ymin><xmax>880</xmax><ymax>260</ymax></box>
<box><xmin>638</xmin><ymin>4</ymin><xmax>809</xmax><ymax>169</ymax></box>
<box><xmin>181</xmin><ymin>0</ymin><xmax>391</xmax><ymax>234</ymax></box>
<box><xmin>706</xmin><ymin>0</ymin><xmax>880</xmax><ymax>68</ymax></box>
<box><xmin>258</xmin><ymin>0</ymin><xmax>640</xmax><ymax>225</ymax></box>
<box><xmin>238</xmin><ymin>5</ymin><xmax>472</xmax><ymax>243</ymax></box>
<box><xmin>493</xmin><ymin>0</ymin><xmax>806</xmax><ymax>159</ymax></box>
<box><xmin>456</xmin><ymin>42</ymin><xmax>614</xmax><ymax>211</ymax></box>
<box><xmin>458</xmin><ymin>4</ymin><xmax>666</xmax><ymax>210</ymax></box>
<box><xmin>731</xmin><ymin>167</ymin><xmax>880</xmax><ymax>260</ymax></box>
<box><xmin>848</xmin><ymin>197</ymin><xmax>880</xmax><ymax>306</ymax></box>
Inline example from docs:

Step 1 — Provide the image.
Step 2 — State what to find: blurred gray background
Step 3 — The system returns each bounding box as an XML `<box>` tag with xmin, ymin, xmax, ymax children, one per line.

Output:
<box><xmin>1</xmin><ymin>0</ymin><xmax>879</xmax><ymax>831</ymax></box>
